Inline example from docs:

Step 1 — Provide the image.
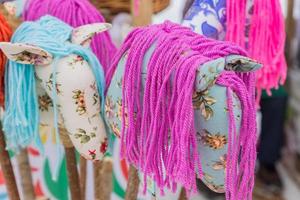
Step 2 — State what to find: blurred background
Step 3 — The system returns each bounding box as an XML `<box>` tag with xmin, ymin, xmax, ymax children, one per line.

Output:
<box><xmin>1</xmin><ymin>0</ymin><xmax>300</xmax><ymax>200</ymax></box>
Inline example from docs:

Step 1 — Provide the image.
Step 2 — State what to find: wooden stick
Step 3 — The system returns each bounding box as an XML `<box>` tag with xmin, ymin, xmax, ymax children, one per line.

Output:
<box><xmin>125</xmin><ymin>165</ymin><xmax>140</xmax><ymax>200</ymax></box>
<box><xmin>60</xmin><ymin>128</ymin><xmax>81</xmax><ymax>200</ymax></box>
<box><xmin>285</xmin><ymin>0</ymin><xmax>295</xmax><ymax>66</ymax></box>
<box><xmin>93</xmin><ymin>160</ymin><xmax>103</xmax><ymax>200</ymax></box>
<box><xmin>79</xmin><ymin>156</ymin><xmax>87</xmax><ymax>200</ymax></box>
<box><xmin>65</xmin><ymin>147</ymin><xmax>81</xmax><ymax>200</ymax></box>
<box><xmin>16</xmin><ymin>148</ymin><xmax>35</xmax><ymax>200</ymax></box>
<box><xmin>131</xmin><ymin>0</ymin><xmax>153</xmax><ymax>26</ymax></box>
<box><xmin>99</xmin><ymin>158</ymin><xmax>113</xmax><ymax>200</ymax></box>
<box><xmin>178</xmin><ymin>188</ymin><xmax>187</xmax><ymax>200</ymax></box>
<box><xmin>0</xmin><ymin>127</ymin><xmax>20</xmax><ymax>200</ymax></box>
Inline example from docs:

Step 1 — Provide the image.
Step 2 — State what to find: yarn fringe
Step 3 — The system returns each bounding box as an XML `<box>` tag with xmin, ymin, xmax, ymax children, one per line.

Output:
<box><xmin>226</xmin><ymin>0</ymin><xmax>287</xmax><ymax>96</ymax></box>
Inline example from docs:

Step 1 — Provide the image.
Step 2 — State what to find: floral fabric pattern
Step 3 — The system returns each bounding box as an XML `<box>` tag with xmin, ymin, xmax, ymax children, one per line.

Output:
<box><xmin>183</xmin><ymin>0</ymin><xmax>254</xmax><ymax>44</ymax></box>
<box><xmin>72</xmin><ymin>90</ymin><xmax>87</xmax><ymax>115</ymax></box>
<box><xmin>12</xmin><ymin>50</ymin><xmax>44</xmax><ymax>65</ymax></box>
<box><xmin>182</xmin><ymin>0</ymin><xmax>226</xmax><ymax>40</ymax></box>
<box><xmin>35</xmin><ymin>54</ymin><xmax>107</xmax><ymax>161</ymax></box>
<box><xmin>212</xmin><ymin>155</ymin><xmax>226</xmax><ymax>171</ymax></box>
<box><xmin>197</xmin><ymin>129</ymin><xmax>227</xmax><ymax>150</ymax></box>
<box><xmin>193</xmin><ymin>90</ymin><xmax>216</xmax><ymax>120</ymax></box>
<box><xmin>193</xmin><ymin>82</ymin><xmax>242</xmax><ymax>192</ymax></box>
<box><xmin>38</xmin><ymin>93</ymin><xmax>53</xmax><ymax>112</ymax></box>
<box><xmin>74</xmin><ymin>127</ymin><xmax>97</xmax><ymax>144</ymax></box>
<box><xmin>45</xmin><ymin>72</ymin><xmax>62</xmax><ymax>94</ymax></box>
<box><xmin>1</xmin><ymin>43</ymin><xmax>53</xmax><ymax>65</ymax></box>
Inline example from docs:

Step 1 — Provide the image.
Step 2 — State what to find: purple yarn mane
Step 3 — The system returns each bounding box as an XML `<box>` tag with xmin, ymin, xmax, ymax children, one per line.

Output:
<box><xmin>23</xmin><ymin>0</ymin><xmax>117</xmax><ymax>74</ymax></box>
<box><xmin>106</xmin><ymin>21</ymin><xmax>257</xmax><ymax>199</ymax></box>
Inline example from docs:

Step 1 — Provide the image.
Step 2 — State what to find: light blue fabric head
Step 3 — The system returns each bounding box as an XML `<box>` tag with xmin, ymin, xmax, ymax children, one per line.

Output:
<box><xmin>2</xmin><ymin>15</ymin><xmax>105</xmax><ymax>153</ymax></box>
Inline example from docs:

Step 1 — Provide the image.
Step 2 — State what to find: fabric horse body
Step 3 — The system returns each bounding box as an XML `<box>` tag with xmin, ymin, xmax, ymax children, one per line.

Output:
<box><xmin>105</xmin><ymin>22</ymin><xmax>261</xmax><ymax>199</ymax></box>
<box><xmin>0</xmin><ymin>15</ymin><xmax>109</xmax><ymax>161</ymax></box>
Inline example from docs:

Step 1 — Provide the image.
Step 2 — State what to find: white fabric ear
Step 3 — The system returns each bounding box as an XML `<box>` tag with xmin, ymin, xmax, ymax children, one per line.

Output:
<box><xmin>0</xmin><ymin>42</ymin><xmax>53</xmax><ymax>65</ymax></box>
<box><xmin>71</xmin><ymin>23</ymin><xmax>112</xmax><ymax>47</ymax></box>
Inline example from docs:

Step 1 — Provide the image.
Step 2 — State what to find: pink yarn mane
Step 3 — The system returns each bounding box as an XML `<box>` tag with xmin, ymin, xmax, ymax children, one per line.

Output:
<box><xmin>23</xmin><ymin>0</ymin><xmax>117</xmax><ymax>74</ymax></box>
<box><xmin>226</xmin><ymin>0</ymin><xmax>287</xmax><ymax>96</ymax></box>
<box><xmin>106</xmin><ymin>21</ymin><xmax>257</xmax><ymax>199</ymax></box>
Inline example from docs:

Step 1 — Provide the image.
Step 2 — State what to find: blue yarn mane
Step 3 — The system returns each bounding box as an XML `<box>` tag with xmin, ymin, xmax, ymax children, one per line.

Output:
<box><xmin>3</xmin><ymin>15</ymin><xmax>106</xmax><ymax>153</ymax></box>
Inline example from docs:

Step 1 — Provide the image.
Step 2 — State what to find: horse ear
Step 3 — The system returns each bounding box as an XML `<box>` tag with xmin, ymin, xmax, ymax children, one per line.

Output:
<box><xmin>71</xmin><ymin>23</ymin><xmax>112</xmax><ymax>47</ymax></box>
<box><xmin>225</xmin><ymin>55</ymin><xmax>262</xmax><ymax>72</ymax></box>
<box><xmin>195</xmin><ymin>57</ymin><xmax>225</xmax><ymax>92</ymax></box>
<box><xmin>0</xmin><ymin>42</ymin><xmax>53</xmax><ymax>65</ymax></box>
<box><xmin>195</xmin><ymin>55</ymin><xmax>262</xmax><ymax>92</ymax></box>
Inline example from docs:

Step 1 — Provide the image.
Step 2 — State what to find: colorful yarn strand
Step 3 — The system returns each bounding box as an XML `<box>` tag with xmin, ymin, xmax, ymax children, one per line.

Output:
<box><xmin>226</xmin><ymin>0</ymin><xmax>287</xmax><ymax>95</ymax></box>
<box><xmin>217</xmin><ymin>72</ymin><xmax>256</xmax><ymax>200</ymax></box>
<box><xmin>23</xmin><ymin>0</ymin><xmax>117</xmax><ymax>74</ymax></box>
<box><xmin>106</xmin><ymin>21</ymin><xmax>257</xmax><ymax>199</ymax></box>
